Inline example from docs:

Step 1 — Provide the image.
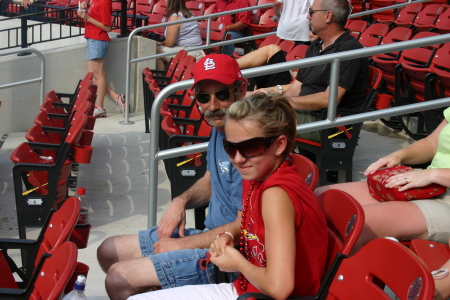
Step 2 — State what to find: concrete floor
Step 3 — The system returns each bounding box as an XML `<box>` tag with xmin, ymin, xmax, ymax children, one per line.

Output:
<box><xmin>0</xmin><ymin>111</ymin><xmax>412</xmax><ymax>298</ymax></box>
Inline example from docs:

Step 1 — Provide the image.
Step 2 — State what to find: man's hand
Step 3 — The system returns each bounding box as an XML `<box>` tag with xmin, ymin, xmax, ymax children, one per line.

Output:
<box><xmin>21</xmin><ymin>0</ymin><xmax>32</xmax><ymax>9</ymax></box>
<box><xmin>153</xmin><ymin>237</ymin><xmax>185</xmax><ymax>254</ymax></box>
<box><xmin>157</xmin><ymin>197</ymin><xmax>187</xmax><ymax>239</ymax></box>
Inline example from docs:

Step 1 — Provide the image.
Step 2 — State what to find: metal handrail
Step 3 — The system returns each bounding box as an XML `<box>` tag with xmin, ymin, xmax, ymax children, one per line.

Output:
<box><xmin>121</xmin><ymin>2</ymin><xmax>274</xmax><ymax>125</ymax></box>
<box><xmin>0</xmin><ymin>47</ymin><xmax>45</xmax><ymax>104</ymax></box>
<box><xmin>146</xmin><ymin>32</ymin><xmax>450</xmax><ymax>227</ymax></box>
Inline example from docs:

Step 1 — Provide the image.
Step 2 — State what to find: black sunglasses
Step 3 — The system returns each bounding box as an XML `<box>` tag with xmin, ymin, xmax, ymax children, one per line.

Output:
<box><xmin>195</xmin><ymin>86</ymin><xmax>236</xmax><ymax>104</ymax></box>
<box><xmin>223</xmin><ymin>136</ymin><xmax>279</xmax><ymax>159</ymax></box>
<box><xmin>309</xmin><ymin>7</ymin><xmax>328</xmax><ymax>17</ymax></box>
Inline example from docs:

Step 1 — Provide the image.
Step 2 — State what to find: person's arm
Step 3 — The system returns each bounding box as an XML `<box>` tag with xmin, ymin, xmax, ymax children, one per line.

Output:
<box><xmin>157</xmin><ymin>170</ymin><xmax>212</xmax><ymax>239</ymax></box>
<box><xmin>365</xmin><ymin>119</ymin><xmax>447</xmax><ymax>176</ymax></box>
<box><xmin>210</xmin><ymin>187</ymin><xmax>297</xmax><ymax>299</ymax></box>
<box><xmin>160</xmin><ymin>15</ymin><xmax>182</xmax><ymax>47</ymax></box>
<box><xmin>273</xmin><ymin>0</ymin><xmax>282</xmax><ymax>18</ymax></box>
<box><xmin>154</xmin><ymin>210</ymin><xmax>243</xmax><ymax>253</ymax></box>
<box><xmin>78</xmin><ymin>10</ymin><xmax>111</xmax><ymax>32</ymax></box>
<box><xmin>226</xmin><ymin>21</ymin><xmax>248</xmax><ymax>32</ymax></box>
<box><xmin>286</xmin><ymin>85</ymin><xmax>347</xmax><ymax>111</ymax></box>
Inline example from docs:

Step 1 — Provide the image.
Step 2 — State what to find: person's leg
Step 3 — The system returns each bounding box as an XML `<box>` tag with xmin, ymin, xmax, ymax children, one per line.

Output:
<box><xmin>222</xmin><ymin>30</ymin><xmax>244</xmax><ymax>56</ymax></box>
<box><xmin>237</xmin><ymin>44</ymin><xmax>282</xmax><ymax>69</ymax></box>
<box><xmin>156</xmin><ymin>45</ymin><xmax>169</xmax><ymax>70</ymax></box>
<box><xmin>105</xmin><ymin>256</ymin><xmax>160</xmax><ymax>300</ymax></box>
<box><xmin>105</xmin><ymin>247</ymin><xmax>213</xmax><ymax>299</ymax></box>
<box><xmin>295</xmin><ymin>111</ymin><xmax>322</xmax><ymax>143</ymax></box>
<box><xmin>88</xmin><ymin>58</ymin><xmax>107</xmax><ymax>108</ymax></box>
<box><xmin>97</xmin><ymin>234</ymin><xmax>142</xmax><ymax>272</ymax></box>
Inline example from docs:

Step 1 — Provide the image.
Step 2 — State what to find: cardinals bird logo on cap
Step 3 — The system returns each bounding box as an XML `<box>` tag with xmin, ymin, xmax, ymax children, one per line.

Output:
<box><xmin>204</xmin><ymin>58</ymin><xmax>216</xmax><ymax>71</ymax></box>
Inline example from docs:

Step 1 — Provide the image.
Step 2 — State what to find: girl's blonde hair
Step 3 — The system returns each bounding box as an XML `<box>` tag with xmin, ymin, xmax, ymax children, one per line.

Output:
<box><xmin>225</xmin><ymin>93</ymin><xmax>297</xmax><ymax>156</ymax></box>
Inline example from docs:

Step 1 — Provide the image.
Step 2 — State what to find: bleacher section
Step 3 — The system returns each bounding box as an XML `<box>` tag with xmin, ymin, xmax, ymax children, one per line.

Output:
<box><xmin>0</xmin><ymin>73</ymin><xmax>96</xmax><ymax>295</ymax></box>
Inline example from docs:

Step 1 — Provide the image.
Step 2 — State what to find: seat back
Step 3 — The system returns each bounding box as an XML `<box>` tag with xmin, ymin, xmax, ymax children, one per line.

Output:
<box><xmin>345</xmin><ymin>19</ymin><xmax>368</xmax><ymax>40</ymax></box>
<box><xmin>151</xmin><ymin>0</ymin><xmax>166</xmax><ymax>15</ymax></box>
<box><xmin>290</xmin><ymin>154</ymin><xmax>319</xmax><ymax>190</ymax></box>
<box><xmin>317</xmin><ymin>189</ymin><xmax>364</xmax><ymax>269</ymax></box>
<box><xmin>358</xmin><ymin>23</ymin><xmax>390</xmax><ymax>47</ymax></box>
<box><xmin>435</xmin><ymin>6</ymin><xmax>450</xmax><ymax>33</ymax></box>
<box><xmin>278</xmin><ymin>40</ymin><xmax>295</xmax><ymax>54</ymax></box>
<box><xmin>257</xmin><ymin>35</ymin><xmax>281</xmax><ymax>48</ymax></box>
<box><xmin>185</xmin><ymin>1</ymin><xmax>204</xmax><ymax>17</ymax></box>
<box><xmin>431</xmin><ymin>42</ymin><xmax>450</xmax><ymax>97</ymax></box>
<box><xmin>199</xmin><ymin>20</ymin><xmax>228</xmax><ymax>44</ymax></box>
<box><xmin>285</xmin><ymin>44</ymin><xmax>308</xmax><ymax>73</ymax></box>
<box><xmin>394</xmin><ymin>2</ymin><xmax>424</xmax><ymax>26</ymax></box>
<box><xmin>410</xmin><ymin>239</ymin><xmax>450</xmax><ymax>271</ymax></box>
<box><xmin>35</xmin><ymin>197</ymin><xmax>81</xmax><ymax>265</ymax></box>
<box><xmin>327</xmin><ymin>238</ymin><xmax>434</xmax><ymax>300</ymax></box>
<box><xmin>412</xmin><ymin>4</ymin><xmax>444</xmax><ymax>32</ymax></box>
<box><xmin>30</xmin><ymin>241</ymin><xmax>78</xmax><ymax>300</ymax></box>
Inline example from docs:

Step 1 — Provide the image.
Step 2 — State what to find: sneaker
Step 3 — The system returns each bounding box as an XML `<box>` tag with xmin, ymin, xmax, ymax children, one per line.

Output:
<box><xmin>116</xmin><ymin>94</ymin><xmax>126</xmax><ymax>114</ymax></box>
<box><xmin>94</xmin><ymin>106</ymin><xmax>106</xmax><ymax>118</ymax></box>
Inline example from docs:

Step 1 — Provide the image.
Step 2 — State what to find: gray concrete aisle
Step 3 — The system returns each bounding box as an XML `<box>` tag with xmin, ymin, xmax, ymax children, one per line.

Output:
<box><xmin>0</xmin><ymin>112</ymin><xmax>411</xmax><ymax>298</ymax></box>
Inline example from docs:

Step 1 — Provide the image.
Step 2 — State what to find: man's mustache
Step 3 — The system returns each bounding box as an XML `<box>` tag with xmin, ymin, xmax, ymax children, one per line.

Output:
<box><xmin>204</xmin><ymin>109</ymin><xmax>227</xmax><ymax>118</ymax></box>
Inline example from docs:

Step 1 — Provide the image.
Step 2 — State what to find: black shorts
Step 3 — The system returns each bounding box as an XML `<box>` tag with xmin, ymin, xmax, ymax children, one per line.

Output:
<box><xmin>253</xmin><ymin>50</ymin><xmax>292</xmax><ymax>89</ymax></box>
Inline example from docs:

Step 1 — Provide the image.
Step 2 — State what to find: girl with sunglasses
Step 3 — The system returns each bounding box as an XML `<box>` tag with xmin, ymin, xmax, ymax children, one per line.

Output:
<box><xmin>128</xmin><ymin>93</ymin><xmax>328</xmax><ymax>300</ymax></box>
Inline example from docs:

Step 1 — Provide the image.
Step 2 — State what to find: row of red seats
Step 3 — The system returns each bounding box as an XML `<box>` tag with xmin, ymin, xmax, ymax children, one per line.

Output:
<box><xmin>351</xmin><ymin>0</ymin><xmax>449</xmax><ymax>23</ymax></box>
<box><xmin>0</xmin><ymin>74</ymin><xmax>97</xmax><ymax>298</ymax></box>
<box><xmin>347</xmin><ymin>3</ymin><xmax>450</xmax><ymax>35</ymax></box>
<box><xmin>346</xmin><ymin>14</ymin><xmax>449</xmax><ymax>140</ymax></box>
<box><xmin>10</xmin><ymin>72</ymin><xmax>97</xmax><ymax>240</ymax></box>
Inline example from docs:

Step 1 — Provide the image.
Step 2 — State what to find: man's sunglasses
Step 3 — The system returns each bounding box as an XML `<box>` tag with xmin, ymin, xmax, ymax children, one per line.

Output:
<box><xmin>195</xmin><ymin>86</ymin><xmax>236</xmax><ymax>104</ymax></box>
<box><xmin>309</xmin><ymin>7</ymin><xmax>328</xmax><ymax>17</ymax></box>
<box><xmin>223</xmin><ymin>136</ymin><xmax>279</xmax><ymax>159</ymax></box>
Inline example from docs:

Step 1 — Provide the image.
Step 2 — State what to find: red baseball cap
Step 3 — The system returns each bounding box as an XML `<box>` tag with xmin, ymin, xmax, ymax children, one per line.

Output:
<box><xmin>192</xmin><ymin>54</ymin><xmax>243</xmax><ymax>88</ymax></box>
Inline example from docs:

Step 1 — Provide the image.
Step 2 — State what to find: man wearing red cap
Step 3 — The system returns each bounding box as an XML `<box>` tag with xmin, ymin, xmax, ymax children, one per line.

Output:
<box><xmin>97</xmin><ymin>54</ymin><xmax>248</xmax><ymax>299</ymax></box>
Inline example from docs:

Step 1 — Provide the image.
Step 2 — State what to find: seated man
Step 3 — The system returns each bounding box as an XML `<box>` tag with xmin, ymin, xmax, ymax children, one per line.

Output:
<box><xmin>258</xmin><ymin>0</ymin><xmax>368</xmax><ymax>143</ymax></box>
<box><xmin>96</xmin><ymin>54</ymin><xmax>248</xmax><ymax>299</ymax></box>
<box><xmin>212</xmin><ymin>0</ymin><xmax>251</xmax><ymax>56</ymax></box>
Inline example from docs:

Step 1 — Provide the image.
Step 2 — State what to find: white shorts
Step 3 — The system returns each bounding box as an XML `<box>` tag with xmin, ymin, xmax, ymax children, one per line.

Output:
<box><xmin>412</xmin><ymin>190</ymin><xmax>450</xmax><ymax>243</ymax></box>
<box><xmin>128</xmin><ymin>283</ymin><xmax>238</xmax><ymax>300</ymax></box>
<box><xmin>160</xmin><ymin>46</ymin><xmax>205</xmax><ymax>61</ymax></box>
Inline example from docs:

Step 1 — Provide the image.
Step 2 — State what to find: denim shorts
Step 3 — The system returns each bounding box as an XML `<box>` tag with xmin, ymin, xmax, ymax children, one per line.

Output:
<box><xmin>139</xmin><ymin>226</ymin><xmax>216</xmax><ymax>289</ymax></box>
<box><xmin>86</xmin><ymin>38</ymin><xmax>109</xmax><ymax>61</ymax></box>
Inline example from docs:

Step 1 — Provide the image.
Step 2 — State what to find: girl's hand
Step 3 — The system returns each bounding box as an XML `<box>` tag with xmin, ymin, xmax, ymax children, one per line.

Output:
<box><xmin>210</xmin><ymin>245</ymin><xmax>243</xmax><ymax>273</ymax></box>
<box><xmin>364</xmin><ymin>155</ymin><xmax>401</xmax><ymax>176</ymax></box>
<box><xmin>77</xmin><ymin>10</ymin><xmax>89</xmax><ymax>21</ymax></box>
<box><xmin>385</xmin><ymin>169</ymin><xmax>433</xmax><ymax>191</ymax></box>
<box><xmin>209</xmin><ymin>234</ymin><xmax>233</xmax><ymax>257</ymax></box>
<box><xmin>80</xmin><ymin>1</ymin><xmax>88</xmax><ymax>8</ymax></box>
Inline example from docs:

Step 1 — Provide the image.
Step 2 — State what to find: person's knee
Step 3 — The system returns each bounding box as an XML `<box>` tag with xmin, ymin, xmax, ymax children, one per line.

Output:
<box><xmin>105</xmin><ymin>263</ymin><xmax>133</xmax><ymax>300</ymax></box>
<box><xmin>266</xmin><ymin>44</ymin><xmax>282</xmax><ymax>59</ymax></box>
<box><xmin>97</xmin><ymin>236</ymin><xmax>119</xmax><ymax>272</ymax></box>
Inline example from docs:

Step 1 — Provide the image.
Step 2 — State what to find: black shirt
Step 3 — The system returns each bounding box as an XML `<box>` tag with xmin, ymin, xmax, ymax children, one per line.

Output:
<box><xmin>296</xmin><ymin>30</ymin><xmax>369</xmax><ymax>111</ymax></box>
